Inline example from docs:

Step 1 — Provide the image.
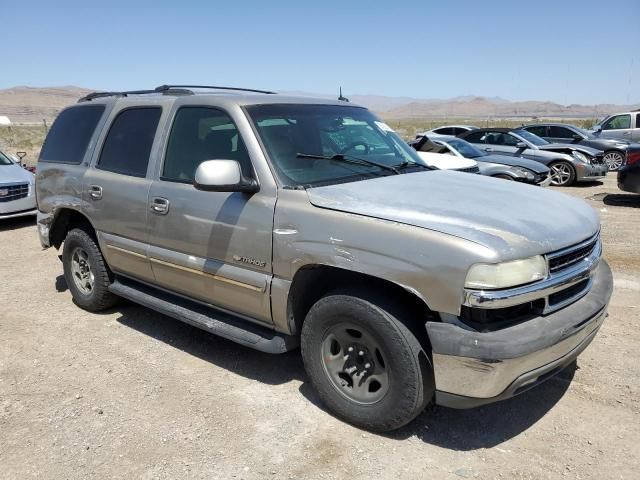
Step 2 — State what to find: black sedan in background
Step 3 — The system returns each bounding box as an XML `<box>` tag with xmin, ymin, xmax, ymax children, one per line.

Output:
<box><xmin>521</xmin><ymin>123</ymin><xmax>640</xmax><ymax>171</ymax></box>
<box><xmin>617</xmin><ymin>151</ymin><xmax>640</xmax><ymax>194</ymax></box>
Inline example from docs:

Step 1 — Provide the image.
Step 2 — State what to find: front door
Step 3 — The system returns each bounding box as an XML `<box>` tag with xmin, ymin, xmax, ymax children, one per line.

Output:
<box><xmin>83</xmin><ymin>106</ymin><xmax>163</xmax><ymax>283</ymax></box>
<box><xmin>599</xmin><ymin>114</ymin><xmax>632</xmax><ymax>140</ymax></box>
<box><xmin>147</xmin><ymin>106</ymin><xmax>275</xmax><ymax>324</ymax></box>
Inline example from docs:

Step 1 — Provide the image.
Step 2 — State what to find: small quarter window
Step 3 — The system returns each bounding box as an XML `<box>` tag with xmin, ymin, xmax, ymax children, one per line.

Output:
<box><xmin>40</xmin><ymin>105</ymin><xmax>105</xmax><ymax>164</ymax></box>
<box><xmin>97</xmin><ymin>107</ymin><xmax>161</xmax><ymax>177</ymax></box>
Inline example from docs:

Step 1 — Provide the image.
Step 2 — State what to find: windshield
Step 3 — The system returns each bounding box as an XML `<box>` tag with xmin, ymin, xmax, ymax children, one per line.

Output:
<box><xmin>513</xmin><ymin>129</ymin><xmax>548</xmax><ymax>146</ymax></box>
<box><xmin>246</xmin><ymin>104</ymin><xmax>426</xmax><ymax>187</ymax></box>
<box><xmin>442</xmin><ymin>138</ymin><xmax>486</xmax><ymax>158</ymax></box>
<box><xmin>0</xmin><ymin>150</ymin><xmax>13</xmax><ymax>166</ymax></box>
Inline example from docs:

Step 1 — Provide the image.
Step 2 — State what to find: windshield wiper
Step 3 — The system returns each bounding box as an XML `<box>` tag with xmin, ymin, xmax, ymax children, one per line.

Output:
<box><xmin>296</xmin><ymin>153</ymin><xmax>400</xmax><ymax>174</ymax></box>
<box><xmin>393</xmin><ymin>160</ymin><xmax>433</xmax><ymax>170</ymax></box>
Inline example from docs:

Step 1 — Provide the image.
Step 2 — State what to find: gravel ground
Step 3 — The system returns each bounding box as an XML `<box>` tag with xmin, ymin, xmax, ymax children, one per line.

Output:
<box><xmin>1</xmin><ymin>175</ymin><xmax>639</xmax><ymax>479</ymax></box>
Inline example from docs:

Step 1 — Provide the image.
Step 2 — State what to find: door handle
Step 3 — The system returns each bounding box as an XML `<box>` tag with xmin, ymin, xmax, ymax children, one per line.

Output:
<box><xmin>89</xmin><ymin>185</ymin><xmax>103</xmax><ymax>200</ymax></box>
<box><xmin>485</xmin><ymin>148</ymin><xmax>493</xmax><ymax>152</ymax></box>
<box><xmin>150</xmin><ymin>197</ymin><xmax>170</xmax><ymax>215</ymax></box>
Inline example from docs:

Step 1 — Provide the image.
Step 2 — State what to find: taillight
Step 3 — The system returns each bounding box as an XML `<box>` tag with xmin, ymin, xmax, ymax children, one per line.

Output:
<box><xmin>627</xmin><ymin>152</ymin><xmax>640</xmax><ymax>166</ymax></box>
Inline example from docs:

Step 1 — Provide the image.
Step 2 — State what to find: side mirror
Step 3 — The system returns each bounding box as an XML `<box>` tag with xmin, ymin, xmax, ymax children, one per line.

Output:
<box><xmin>571</xmin><ymin>134</ymin><xmax>582</xmax><ymax>142</ymax></box>
<box><xmin>516</xmin><ymin>142</ymin><xmax>527</xmax><ymax>149</ymax></box>
<box><xmin>194</xmin><ymin>160</ymin><xmax>259</xmax><ymax>193</ymax></box>
<box><xmin>593</xmin><ymin>125</ymin><xmax>602</xmax><ymax>133</ymax></box>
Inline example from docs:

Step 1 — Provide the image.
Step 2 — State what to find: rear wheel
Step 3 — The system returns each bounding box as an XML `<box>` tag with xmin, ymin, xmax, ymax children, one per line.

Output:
<box><xmin>603</xmin><ymin>151</ymin><xmax>625</xmax><ymax>171</ymax></box>
<box><xmin>549</xmin><ymin>161</ymin><xmax>576</xmax><ymax>186</ymax></box>
<box><xmin>62</xmin><ymin>228</ymin><xmax>118</xmax><ymax>311</ymax></box>
<box><xmin>301</xmin><ymin>292</ymin><xmax>434</xmax><ymax>432</ymax></box>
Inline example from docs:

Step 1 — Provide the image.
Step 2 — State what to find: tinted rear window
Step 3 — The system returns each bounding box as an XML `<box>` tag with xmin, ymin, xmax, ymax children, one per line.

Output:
<box><xmin>39</xmin><ymin>105</ymin><xmax>105</xmax><ymax>164</ymax></box>
<box><xmin>97</xmin><ymin>107</ymin><xmax>162</xmax><ymax>177</ymax></box>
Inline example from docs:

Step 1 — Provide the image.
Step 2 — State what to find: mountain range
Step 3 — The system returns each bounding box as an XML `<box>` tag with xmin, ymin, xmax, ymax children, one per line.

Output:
<box><xmin>0</xmin><ymin>86</ymin><xmax>637</xmax><ymax>124</ymax></box>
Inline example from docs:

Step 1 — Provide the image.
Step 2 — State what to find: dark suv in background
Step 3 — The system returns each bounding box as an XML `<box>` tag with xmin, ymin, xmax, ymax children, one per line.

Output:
<box><xmin>522</xmin><ymin>123</ymin><xmax>640</xmax><ymax>171</ymax></box>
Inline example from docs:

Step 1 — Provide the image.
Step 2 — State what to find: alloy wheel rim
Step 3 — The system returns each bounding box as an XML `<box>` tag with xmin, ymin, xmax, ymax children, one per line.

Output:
<box><xmin>550</xmin><ymin>163</ymin><xmax>571</xmax><ymax>185</ymax></box>
<box><xmin>321</xmin><ymin>323</ymin><xmax>389</xmax><ymax>404</ymax></box>
<box><xmin>603</xmin><ymin>152</ymin><xmax>624</xmax><ymax>171</ymax></box>
<box><xmin>71</xmin><ymin>247</ymin><xmax>94</xmax><ymax>295</ymax></box>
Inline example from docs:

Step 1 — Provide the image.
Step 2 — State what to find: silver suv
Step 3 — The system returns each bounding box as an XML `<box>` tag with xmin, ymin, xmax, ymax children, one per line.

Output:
<box><xmin>36</xmin><ymin>85</ymin><xmax>613</xmax><ymax>432</ymax></box>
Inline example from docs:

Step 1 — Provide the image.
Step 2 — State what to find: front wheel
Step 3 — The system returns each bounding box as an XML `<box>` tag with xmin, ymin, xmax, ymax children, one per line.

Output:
<box><xmin>301</xmin><ymin>293</ymin><xmax>434</xmax><ymax>432</ymax></box>
<box><xmin>603</xmin><ymin>151</ymin><xmax>625</xmax><ymax>171</ymax></box>
<box><xmin>549</xmin><ymin>161</ymin><xmax>576</xmax><ymax>186</ymax></box>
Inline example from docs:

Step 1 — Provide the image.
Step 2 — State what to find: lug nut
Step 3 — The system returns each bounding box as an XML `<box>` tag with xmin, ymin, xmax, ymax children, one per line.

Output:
<box><xmin>347</xmin><ymin>347</ymin><xmax>354</xmax><ymax>352</ymax></box>
<box><xmin>358</xmin><ymin>351</ymin><xmax>364</xmax><ymax>356</ymax></box>
<box><xmin>364</xmin><ymin>363</ymin><xmax>371</xmax><ymax>369</ymax></box>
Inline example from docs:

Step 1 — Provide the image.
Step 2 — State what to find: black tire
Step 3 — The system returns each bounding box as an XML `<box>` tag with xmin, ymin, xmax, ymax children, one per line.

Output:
<box><xmin>301</xmin><ymin>292</ymin><xmax>434</xmax><ymax>432</ymax></box>
<box><xmin>62</xmin><ymin>228</ymin><xmax>118</xmax><ymax>312</ymax></box>
<box><xmin>549</xmin><ymin>160</ymin><xmax>576</xmax><ymax>186</ymax></box>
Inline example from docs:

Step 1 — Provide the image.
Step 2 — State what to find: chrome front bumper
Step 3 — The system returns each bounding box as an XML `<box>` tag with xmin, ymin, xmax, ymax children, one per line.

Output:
<box><xmin>428</xmin><ymin>260</ymin><xmax>613</xmax><ymax>406</ymax></box>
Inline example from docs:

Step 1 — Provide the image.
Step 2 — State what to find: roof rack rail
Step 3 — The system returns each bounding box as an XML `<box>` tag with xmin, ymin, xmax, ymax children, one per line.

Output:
<box><xmin>78</xmin><ymin>87</ymin><xmax>191</xmax><ymax>103</ymax></box>
<box><xmin>78</xmin><ymin>84</ymin><xmax>276</xmax><ymax>103</ymax></box>
<box><xmin>154</xmin><ymin>84</ymin><xmax>277</xmax><ymax>95</ymax></box>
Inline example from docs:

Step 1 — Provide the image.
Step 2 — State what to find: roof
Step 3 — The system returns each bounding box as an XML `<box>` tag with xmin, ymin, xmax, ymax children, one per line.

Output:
<box><xmin>77</xmin><ymin>85</ymin><xmax>360</xmax><ymax>109</ymax></box>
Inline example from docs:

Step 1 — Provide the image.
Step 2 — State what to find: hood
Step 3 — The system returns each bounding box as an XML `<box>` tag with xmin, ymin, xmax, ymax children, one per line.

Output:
<box><xmin>0</xmin><ymin>162</ymin><xmax>35</xmax><ymax>185</ymax></box>
<box><xmin>477</xmin><ymin>154</ymin><xmax>549</xmax><ymax>174</ymax></box>
<box><xmin>416</xmin><ymin>151</ymin><xmax>477</xmax><ymax>170</ymax></box>
<box><xmin>306</xmin><ymin>171</ymin><xmax>599</xmax><ymax>258</ymax></box>
<box><xmin>538</xmin><ymin>143</ymin><xmax>601</xmax><ymax>156</ymax></box>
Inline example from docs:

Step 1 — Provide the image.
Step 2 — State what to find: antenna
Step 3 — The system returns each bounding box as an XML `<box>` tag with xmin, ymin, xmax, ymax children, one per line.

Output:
<box><xmin>338</xmin><ymin>87</ymin><xmax>349</xmax><ymax>103</ymax></box>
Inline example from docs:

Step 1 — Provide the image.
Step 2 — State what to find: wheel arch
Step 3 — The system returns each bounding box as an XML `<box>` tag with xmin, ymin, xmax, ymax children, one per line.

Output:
<box><xmin>286</xmin><ymin>264</ymin><xmax>437</xmax><ymax>336</ymax></box>
<box><xmin>49</xmin><ymin>207</ymin><xmax>98</xmax><ymax>249</ymax></box>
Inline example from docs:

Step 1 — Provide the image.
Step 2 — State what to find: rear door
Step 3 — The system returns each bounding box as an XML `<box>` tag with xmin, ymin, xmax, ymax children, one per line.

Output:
<box><xmin>634</xmin><ymin>114</ymin><xmax>640</xmax><ymax>142</ymax></box>
<box><xmin>83</xmin><ymin>105</ymin><xmax>163</xmax><ymax>283</ymax></box>
<box><xmin>599</xmin><ymin>114</ymin><xmax>633</xmax><ymax>140</ymax></box>
<box><xmin>547</xmin><ymin>126</ymin><xmax>579</xmax><ymax>144</ymax></box>
<box><xmin>480</xmin><ymin>131</ymin><xmax>520</xmax><ymax>156</ymax></box>
<box><xmin>146</xmin><ymin>104</ymin><xmax>275</xmax><ymax>324</ymax></box>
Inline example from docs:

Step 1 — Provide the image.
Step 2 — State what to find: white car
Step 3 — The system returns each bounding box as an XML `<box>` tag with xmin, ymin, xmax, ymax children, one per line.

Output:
<box><xmin>0</xmin><ymin>149</ymin><xmax>36</xmax><ymax>219</ymax></box>
<box><xmin>416</xmin><ymin>125</ymin><xmax>479</xmax><ymax>139</ymax></box>
<box><xmin>416</xmin><ymin>150</ymin><xmax>480</xmax><ymax>173</ymax></box>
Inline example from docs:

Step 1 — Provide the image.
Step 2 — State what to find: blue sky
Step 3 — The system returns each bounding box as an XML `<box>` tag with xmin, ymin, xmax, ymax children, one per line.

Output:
<box><xmin>3</xmin><ymin>0</ymin><xmax>638</xmax><ymax>104</ymax></box>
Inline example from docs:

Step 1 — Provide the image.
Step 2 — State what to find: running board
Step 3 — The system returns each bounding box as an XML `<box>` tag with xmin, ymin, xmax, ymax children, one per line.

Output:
<box><xmin>109</xmin><ymin>278</ymin><xmax>298</xmax><ymax>354</ymax></box>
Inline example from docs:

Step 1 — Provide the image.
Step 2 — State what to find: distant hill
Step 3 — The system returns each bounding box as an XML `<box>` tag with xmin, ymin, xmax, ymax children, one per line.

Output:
<box><xmin>0</xmin><ymin>86</ymin><xmax>91</xmax><ymax>124</ymax></box>
<box><xmin>0</xmin><ymin>86</ymin><xmax>637</xmax><ymax>123</ymax></box>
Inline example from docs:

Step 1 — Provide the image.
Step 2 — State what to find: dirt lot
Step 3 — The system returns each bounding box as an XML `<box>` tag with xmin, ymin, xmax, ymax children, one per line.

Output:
<box><xmin>1</xmin><ymin>176</ymin><xmax>639</xmax><ymax>479</ymax></box>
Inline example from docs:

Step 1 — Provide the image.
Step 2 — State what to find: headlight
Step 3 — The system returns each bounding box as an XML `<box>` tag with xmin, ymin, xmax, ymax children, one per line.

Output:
<box><xmin>571</xmin><ymin>151</ymin><xmax>589</xmax><ymax>163</ymax></box>
<box><xmin>511</xmin><ymin>166</ymin><xmax>535</xmax><ymax>180</ymax></box>
<box><xmin>465</xmin><ymin>255</ymin><xmax>548</xmax><ymax>289</ymax></box>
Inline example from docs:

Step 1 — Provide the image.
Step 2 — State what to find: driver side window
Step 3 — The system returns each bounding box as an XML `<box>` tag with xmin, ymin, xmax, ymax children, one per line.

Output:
<box><xmin>162</xmin><ymin>107</ymin><xmax>252</xmax><ymax>183</ymax></box>
<box><xmin>603</xmin><ymin>114</ymin><xmax>631</xmax><ymax>130</ymax></box>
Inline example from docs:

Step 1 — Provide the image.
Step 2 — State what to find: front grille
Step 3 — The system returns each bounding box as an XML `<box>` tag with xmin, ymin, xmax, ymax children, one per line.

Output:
<box><xmin>535</xmin><ymin>173</ymin><xmax>548</xmax><ymax>184</ymax></box>
<box><xmin>590</xmin><ymin>154</ymin><xmax>605</xmax><ymax>165</ymax></box>
<box><xmin>547</xmin><ymin>235</ymin><xmax>598</xmax><ymax>273</ymax></box>
<box><xmin>457</xmin><ymin>166</ymin><xmax>480</xmax><ymax>174</ymax></box>
<box><xmin>0</xmin><ymin>183</ymin><xmax>29</xmax><ymax>203</ymax></box>
<box><xmin>548</xmin><ymin>279</ymin><xmax>590</xmax><ymax>306</ymax></box>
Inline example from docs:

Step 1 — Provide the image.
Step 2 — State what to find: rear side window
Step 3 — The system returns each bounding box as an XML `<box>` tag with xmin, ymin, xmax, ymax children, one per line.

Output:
<box><xmin>636</xmin><ymin>114</ymin><xmax>640</xmax><ymax>129</ymax></box>
<box><xmin>97</xmin><ymin>107</ymin><xmax>162</xmax><ymax>177</ymax></box>
<box><xmin>526</xmin><ymin>125</ymin><xmax>547</xmax><ymax>137</ymax></box>
<box><xmin>463</xmin><ymin>131</ymin><xmax>486</xmax><ymax>143</ymax></box>
<box><xmin>548</xmin><ymin>126</ymin><xmax>573</xmax><ymax>139</ymax></box>
<box><xmin>433</xmin><ymin>127</ymin><xmax>453</xmax><ymax>135</ymax></box>
<box><xmin>40</xmin><ymin>105</ymin><xmax>105</xmax><ymax>164</ymax></box>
